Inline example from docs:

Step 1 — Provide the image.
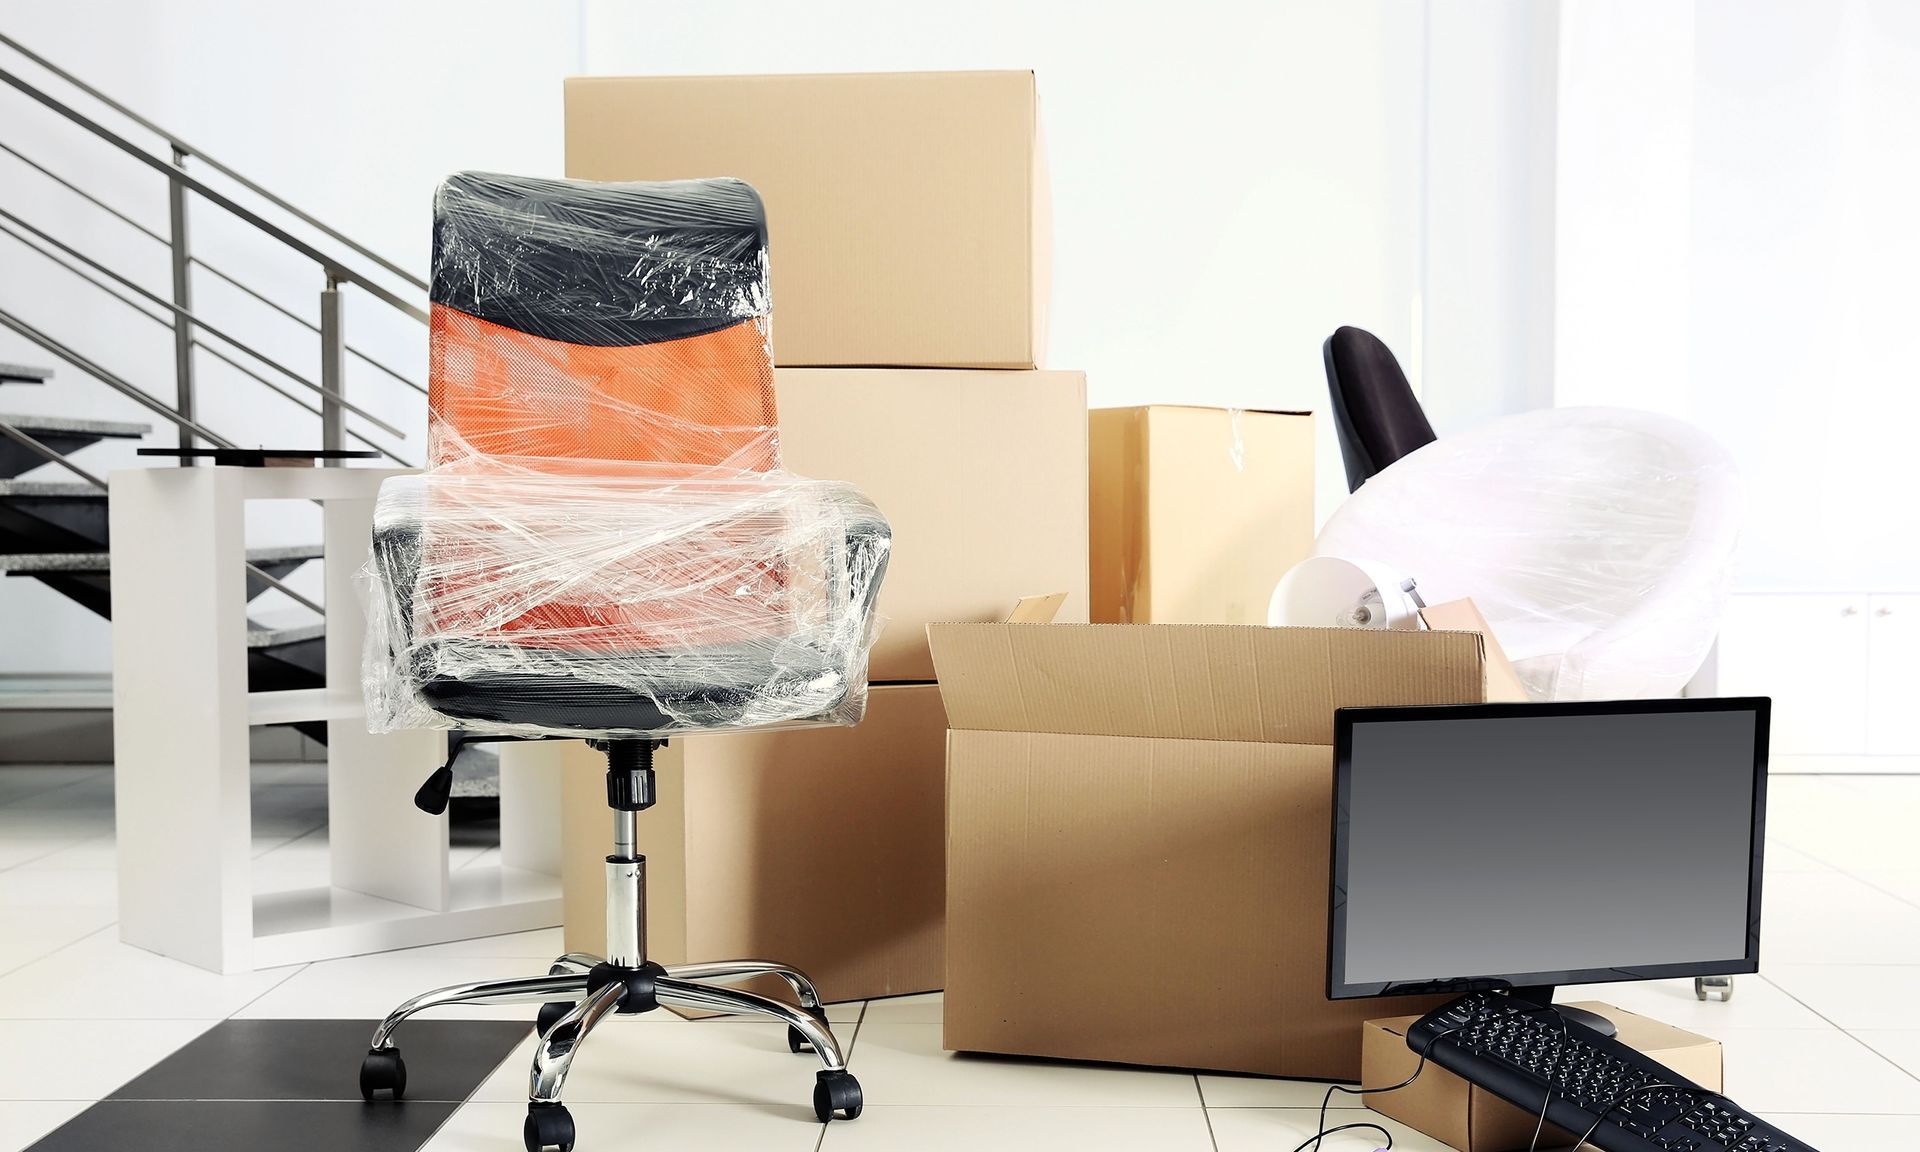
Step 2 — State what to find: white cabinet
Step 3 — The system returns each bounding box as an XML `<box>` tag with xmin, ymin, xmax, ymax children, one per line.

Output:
<box><xmin>1867</xmin><ymin>595</ymin><xmax>1920</xmax><ymax>755</ymax></box>
<box><xmin>1716</xmin><ymin>591</ymin><xmax>1920</xmax><ymax>762</ymax></box>
<box><xmin>1716</xmin><ymin>593</ymin><xmax>1870</xmax><ymax>755</ymax></box>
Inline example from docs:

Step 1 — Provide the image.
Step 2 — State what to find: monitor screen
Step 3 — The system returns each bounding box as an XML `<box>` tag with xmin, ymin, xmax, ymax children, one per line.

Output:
<box><xmin>1328</xmin><ymin>699</ymin><xmax>1769</xmax><ymax>999</ymax></box>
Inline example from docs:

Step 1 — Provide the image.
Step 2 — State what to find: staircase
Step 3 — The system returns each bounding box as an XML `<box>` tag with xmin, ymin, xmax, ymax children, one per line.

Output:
<box><xmin>0</xmin><ymin>33</ymin><xmax>429</xmax><ymax>756</ymax></box>
<box><xmin>0</xmin><ymin>371</ymin><xmax>343</xmax><ymax>741</ymax></box>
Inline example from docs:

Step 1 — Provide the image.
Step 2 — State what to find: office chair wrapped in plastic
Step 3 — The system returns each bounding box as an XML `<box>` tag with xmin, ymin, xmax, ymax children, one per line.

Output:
<box><xmin>1314</xmin><ymin>406</ymin><xmax>1739</xmax><ymax>702</ymax></box>
<box><xmin>356</xmin><ymin>173</ymin><xmax>888</xmax><ymax>1152</ymax></box>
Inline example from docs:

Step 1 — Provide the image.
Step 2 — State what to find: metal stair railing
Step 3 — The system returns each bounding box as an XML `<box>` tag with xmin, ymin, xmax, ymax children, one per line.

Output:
<box><xmin>0</xmin><ymin>206</ymin><xmax>409</xmax><ymax>447</ymax></box>
<box><xmin>0</xmin><ymin>31</ymin><xmax>427</xmax><ymax>469</ymax></box>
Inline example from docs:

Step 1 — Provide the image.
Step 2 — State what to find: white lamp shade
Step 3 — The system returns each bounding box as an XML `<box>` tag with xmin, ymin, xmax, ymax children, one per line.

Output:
<box><xmin>1268</xmin><ymin>556</ymin><xmax>1423</xmax><ymax>630</ymax></box>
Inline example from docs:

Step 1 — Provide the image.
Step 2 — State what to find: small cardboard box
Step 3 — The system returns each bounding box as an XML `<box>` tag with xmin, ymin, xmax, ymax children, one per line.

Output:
<box><xmin>566</xmin><ymin>71</ymin><xmax>1048</xmax><ymax>369</ymax></box>
<box><xmin>776</xmin><ymin>367</ymin><xmax>1089</xmax><ymax>680</ymax></box>
<box><xmin>1363</xmin><ymin>1003</ymin><xmax>1725</xmax><ymax>1152</ymax></box>
<box><xmin>557</xmin><ymin>683</ymin><xmax>947</xmax><ymax>1003</ymax></box>
<box><xmin>926</xmin><ymin>622</ymin><xmax>1503</xmax><ymax>1079</ymax></box>
<box><xmin>1090</xmin><ymin>406</ymin><xmax>1315</xmax><ymax>625</ymax></box>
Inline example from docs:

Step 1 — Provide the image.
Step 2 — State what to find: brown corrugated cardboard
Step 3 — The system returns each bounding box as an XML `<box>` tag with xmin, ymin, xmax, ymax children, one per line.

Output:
<box><xmin>560</xmin><ymin>683</ymin><xmax>947</xmax><ymax>1003</ymax></box>
<box><xmin>1419</xmin><ymin>598</ymin><xmax>1531</xmax><ymax>704</ymax></box>
<box><xmin>927</xmin><ymin>623</ymin><xmax>1495</xmax><ymax>1079</ymax></box>
<box><xmin>1363</xmin><ymin>1003</ymin><xmax>1724</xmax><ymax>1151</ymax></box>
<box><xmin>776</xmin><ymin>368</ymin><xmax>1088</xmax><ymax>680</ymax></box>
<box><xmin>566</xmin><ymin>71</ymin><xmax>1048</xmax><ymax>369</ymax></box>
<box><xmin>1089</xmin><ymin>406</ymin><xmax>1315</xmax><ymax>625</ymax></box>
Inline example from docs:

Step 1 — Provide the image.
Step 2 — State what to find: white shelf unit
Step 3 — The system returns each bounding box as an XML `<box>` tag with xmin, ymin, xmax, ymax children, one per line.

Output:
<box><xmin>109</xmin><ymin>466</ymin><xmax>561</xmax><ymax>974</ymax></box>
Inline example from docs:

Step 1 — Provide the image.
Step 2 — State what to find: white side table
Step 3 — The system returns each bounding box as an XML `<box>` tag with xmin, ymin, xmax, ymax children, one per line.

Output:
<box><xmin>109</xmin><ymin>465</ymin><xmax>561</xmax><ymax>973</ymax></box>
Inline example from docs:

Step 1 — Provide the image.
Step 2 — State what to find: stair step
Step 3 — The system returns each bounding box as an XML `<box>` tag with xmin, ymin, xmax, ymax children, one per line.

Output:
<box><xmin>247</xmin><ymin>621</ymin><xmax>325</xmax><ymax>648</ymax></box>
<box><xmin>0</xmin><ymin>552</ymin><xmax>110</xmax><ymax>574</ymax></box>
<box><xmin>0</xmin><ymin>479</ymin><xmax>100</xmax><ymax>498</ymax></box>
<box><xmin>0</xmin><ymin>543</ymin><xmax>324</xmax><ymax>575</ymax></box>
<box><xmin>0</xmin><ymin>364</ymin><xmax>52</xmax><ymax>386</ymax></box>
<box><xmin>247</xmin><ymin>543</ymin><xmax>325</xmax><ymax>565</ymax></box>
<box><xmin>0</xmin><ymin>412</ymin><xmax>150</xmax><ymax>438</ymax></box>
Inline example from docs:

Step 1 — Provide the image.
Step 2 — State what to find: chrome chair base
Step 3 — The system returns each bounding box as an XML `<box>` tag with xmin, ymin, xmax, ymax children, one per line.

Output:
<box><xmin>358</xmin><ymin>739</ymin><xmax>862</xmax><ymax>1152</ymax></box>
<box><xmin>360</xmin><ymin>953</ymin><xmax>861</xmax><ymax>1151</ymax></box>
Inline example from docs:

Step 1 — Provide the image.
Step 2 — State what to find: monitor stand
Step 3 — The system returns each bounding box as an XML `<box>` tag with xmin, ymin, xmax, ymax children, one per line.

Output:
<box><xmin>1506</xmin><ymin>986</ymin><xmax>1618</xmax><ymax>1038</ymax></box>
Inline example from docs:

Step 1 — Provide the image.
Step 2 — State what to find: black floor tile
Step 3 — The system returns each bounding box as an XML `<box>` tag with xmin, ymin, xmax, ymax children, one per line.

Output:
<box><xmin>28</xmin><ymin>1100</ymin><xmax>459</xmax><ymax>1152</ymax></box>
<box><xmin>109</xmin><ymin>1018</ymin><xmax>530</xmax><ymax>1103</ymax></box>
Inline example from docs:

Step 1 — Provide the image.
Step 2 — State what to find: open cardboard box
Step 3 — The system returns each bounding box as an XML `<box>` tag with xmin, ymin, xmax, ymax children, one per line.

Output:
<box><xmin>927</xmin><ymin>618</ymin><xmax>1526</xmax><ymax>1080</ymax></box>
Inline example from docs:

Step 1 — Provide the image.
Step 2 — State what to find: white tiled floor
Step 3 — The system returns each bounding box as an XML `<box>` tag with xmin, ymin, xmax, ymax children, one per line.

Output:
<box><xmin>0</xmin><ymin>765</ymin><xmax>1915</xmax><ymax>1150</ymax></box>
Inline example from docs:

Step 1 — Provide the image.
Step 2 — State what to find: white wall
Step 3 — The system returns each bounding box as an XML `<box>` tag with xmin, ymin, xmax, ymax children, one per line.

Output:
<box><xmin>1553</xmin><ymin>0</ymin><xmax>1697</xmax><ymax>415</ymax></box>
<box><xmin>1687</xmin><ymin>0</ymin><xmax>1920</xmax><ymax>591</ymax></box>
<box><xmin>1420</xmin><ymin>0</ymin><xmax>1560</xmax><ymax>432</ymax></box>
<box><xmin>1548</xmin><ymin>0</ymin><xmax>1920</xmax><ymax>592</ymax></box>
<box><xmin>4</xmin><ymin>0</ymin><xmax>1439</xmax><ymax>674</ymax></box>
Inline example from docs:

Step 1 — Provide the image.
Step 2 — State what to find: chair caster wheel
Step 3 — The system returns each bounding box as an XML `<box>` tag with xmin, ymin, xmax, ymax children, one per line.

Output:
<box><xmin>537</xmin><ymin>1001</ymin><xmax>574</xmax><ymax>1037</ymax></box>
<box><xmin>524</xmin><ymin>1102</ymin><xmax>576</xmax><ymax>1152</ymax></box>
<box><xmin>359</xmin><ymin>1047</ymin><xmax>406</xmax><ymax>1101</ymax></box>
<box><xmin>787</xmin><ymin>1024</ymin><xmax>813</xmax><ymax>1054</ymax></box>
<box><xmin>813</xmin><ymin>1069</ymin><xmax>863</xmax><ymax>1122</ymax></box>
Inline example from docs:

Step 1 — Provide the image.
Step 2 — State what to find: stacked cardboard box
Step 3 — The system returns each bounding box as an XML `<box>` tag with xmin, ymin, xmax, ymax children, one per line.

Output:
<box><xmin>1089</xmin><ymin>404</ymin><xmax>1318</xmax><ymax>625</ymax></box>
<box><xmin>553</xmin><ymin>70</ymin><xmax>1088</xmax><ymax>1003</ymax></box>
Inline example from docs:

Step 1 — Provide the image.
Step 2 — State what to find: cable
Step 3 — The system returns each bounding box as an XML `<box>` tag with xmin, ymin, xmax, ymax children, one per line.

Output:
<box><xmin>1290</xmin><ymin>998</ymin><xmax>1563</xmax><ymax>1152</ymax></box>
<box><xmin>1287</xmin><ymin>996</ymin><xmax>1583</xmax><ymax>1152</ymax></box>
<box><xmin>1283</xmin><ymin>1025</ymin><xmax>1459</xmax><ymax>1152</ymax></box>
<box><xmin>1522</xmin><ymin>1006</ymin><xmax>1574</xmax><ymax>1152</ymax></box>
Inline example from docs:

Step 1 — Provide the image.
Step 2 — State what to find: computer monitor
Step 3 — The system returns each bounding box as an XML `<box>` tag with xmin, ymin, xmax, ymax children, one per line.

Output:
<box><xmin>1327</xmin><ymin>698</ymin><xmax>1769</xmax><ymax>1027</ymax></box>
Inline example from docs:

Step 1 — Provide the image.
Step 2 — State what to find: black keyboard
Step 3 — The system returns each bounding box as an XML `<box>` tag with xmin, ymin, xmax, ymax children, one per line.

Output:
<box><xmin>1408</xmin><ymin>992</ymin><xmax>1818</xmax><ymax>1152</ymax></box>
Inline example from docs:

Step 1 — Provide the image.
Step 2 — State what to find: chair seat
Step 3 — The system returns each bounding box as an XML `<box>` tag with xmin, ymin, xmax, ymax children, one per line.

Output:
<box><xmin>411</xmin><ymin>638</ymin><xmax>850</xmax><ymax>733</ymax></box>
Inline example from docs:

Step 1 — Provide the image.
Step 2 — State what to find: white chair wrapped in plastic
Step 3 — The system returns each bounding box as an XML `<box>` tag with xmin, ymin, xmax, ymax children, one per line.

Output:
<box><xmin>1314</xmin><ymin>406</ymin><xmax>1742</xmax><ymax>702</ymax></box>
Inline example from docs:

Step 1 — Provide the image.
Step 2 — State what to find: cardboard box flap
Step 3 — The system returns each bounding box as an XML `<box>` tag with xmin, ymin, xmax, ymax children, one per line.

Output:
<box><xmin>1005</xmin><ymin>593</ymin><xmax>1068</xmax><ymax>624</ymax></box>
<box><xmin>927</xmin><ymin>623</ymin><xmax>1487</xmax><ymax>744</ymax></box>
<box><xmin>1418</xmin><ymin>599</ymin><xmax>1530</xmax><ymax>704</ymax></box>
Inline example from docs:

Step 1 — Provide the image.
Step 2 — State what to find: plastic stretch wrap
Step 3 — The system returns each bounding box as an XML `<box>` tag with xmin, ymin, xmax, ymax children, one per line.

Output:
<box><xmin>361</xmin><ymin>172</ymin><xmax>891</xmax><ymax>738</ymax></box>
<box><xmin>1314</xmin><ymin>407</ymin><xmax>1741</xmax><ymax>701</ymax></box>
<box><xmin>363</xmin><ymin>460</ymin><xmax>889</xmax><ymax>738</ymax></box>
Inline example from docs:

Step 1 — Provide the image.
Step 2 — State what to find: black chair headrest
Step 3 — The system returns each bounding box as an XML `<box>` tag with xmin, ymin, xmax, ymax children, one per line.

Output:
<box><xmin>430</xmin><ymin>172</ymin><xmax>769</xmax><ymax>347</ymax></box>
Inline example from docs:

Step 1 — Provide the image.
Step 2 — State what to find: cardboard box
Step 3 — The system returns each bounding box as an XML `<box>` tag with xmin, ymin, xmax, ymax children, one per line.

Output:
<box><xmin>1363</xmin><ymin>1003</ymin><xmax>1724</xmax><ymax>1151</ymax></box>
<box><xmin>1089</xmin><ymin>406</ymin><xmax>1315</xmax><ymax>625</ymax></box>
<box><xmin>776</xmin><ymin>368</ymin><xmax>1089</xmax><ymax>681</ymax></box>
<box><xmin>926</xmin><ymin>623</ymin><xmax>1502</xmax><ymax>1079</ymax></box>
<box><xmin>1419</xmin><ymin>598</ymin><xmax>1531</xmax><ymax>704</ymax></box>
<box><xmin>566</xmin><ymin>71</ymin><xmax>1048</xmax><ymax>369</ymax></box>
<box><xmin>558</xmin><ymin>683</ymin><xmax>947</xmax><ymax>1003</ymax></box>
